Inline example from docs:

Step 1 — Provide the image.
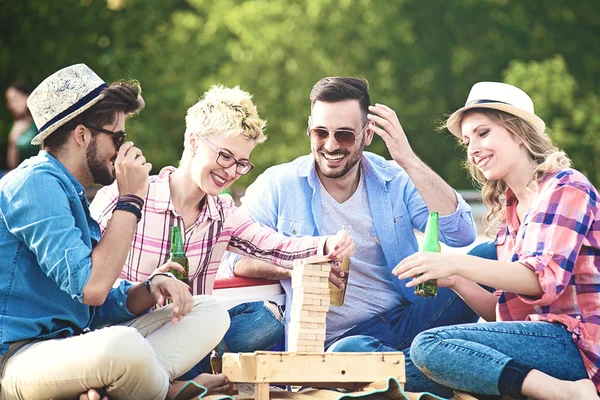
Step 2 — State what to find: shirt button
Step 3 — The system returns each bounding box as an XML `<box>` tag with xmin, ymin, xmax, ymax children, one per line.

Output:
<box><xmin>576</xmin><ymin>315</ymin><xmax>582</xmax><ymax>320</ymax></box>
<box><xmin>118</xmin><ymin>302</ymin><xmax>124</xmax><ymax>307</ymax></box>
<box><xmin>292</xmin><ymin>230</ymin><xmax>297</xmax><ymax>235</ymax></box>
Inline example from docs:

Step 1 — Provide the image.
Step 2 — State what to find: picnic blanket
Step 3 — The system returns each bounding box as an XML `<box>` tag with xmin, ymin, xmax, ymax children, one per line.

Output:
<box><xmin>200</xmin><ymin>377</ymin><xmax>472</xmax><ymax>400</ymax></box>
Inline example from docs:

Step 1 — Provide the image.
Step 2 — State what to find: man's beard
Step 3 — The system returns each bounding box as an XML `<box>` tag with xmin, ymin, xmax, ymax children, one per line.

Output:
<box><xmin>314</xmin><ymin>135</ymin><xmax>364</xmax><ymax>179</ymax></box>
<box><xmin>86</xmin><ymin>138</ymin><xmax>115</xmax><ymax>186</ymax></box>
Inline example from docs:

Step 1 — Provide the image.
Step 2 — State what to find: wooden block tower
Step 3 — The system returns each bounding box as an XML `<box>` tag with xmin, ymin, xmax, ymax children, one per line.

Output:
<box><xmin>288</xmin><ymin>255</ymin><xmax>332</xmax><ymax>352</ymax></box>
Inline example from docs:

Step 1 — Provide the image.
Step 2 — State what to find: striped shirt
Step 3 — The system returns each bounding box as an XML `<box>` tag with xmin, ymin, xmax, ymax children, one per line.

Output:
<box><xmin>496</xmin><ymin>168</ymin><xmax>600</xmax><ymax>389</ymax></box>
<box><xmin>90</xmin><ymin>167</ymin><xmax>326</xmax><ymax>295</ymax></box>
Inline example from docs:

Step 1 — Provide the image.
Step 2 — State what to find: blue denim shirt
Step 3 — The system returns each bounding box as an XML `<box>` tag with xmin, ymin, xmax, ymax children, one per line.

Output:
<box><xmin>0</xmin><ymin>152</ymin><xmax>135</xmax><ymax>356</ymax></box>
<box><xmin>221</xmin><ymin>152</ymin><xmax>476</xmax><ymax>312</ymax></box>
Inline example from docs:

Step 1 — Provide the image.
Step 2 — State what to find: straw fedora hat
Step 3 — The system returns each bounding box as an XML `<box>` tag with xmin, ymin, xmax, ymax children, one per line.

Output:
<box><xmin>27</xmin><ymin>63</ymin><xmax>108</xmax><ymax>145</ymax></box>
<box><xmin>446</xmin><ymin>82</ymin><xmax>545</xmax><ymax>138</ymax></box>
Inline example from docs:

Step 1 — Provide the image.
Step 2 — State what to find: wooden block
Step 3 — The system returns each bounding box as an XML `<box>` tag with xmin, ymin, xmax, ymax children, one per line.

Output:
<box><xmin>291</xmin><ymin>304</ymin><xmax>329</xmax><ymax>312</ymax></box>
<box><xmin>294</xmin><ymin>314</ymin><xmax>327</xmax><ymax>323</ymax></box>
<box><xmin>301</xmin><ymin>286</ymin><xmax>330</xmax><ymax>295</ymax></box>
<box><xmin>301</xmin><ymin>255</ymin><xmax>332</xmax><ymax>265</ymax></box>
<box><xmin>295</xmin><ymin>292</ymin><xmax>329</xmax><ymax>300</ymax></box>
<box><xmin>292</xmin><ymin>280</ymin><xmax>328</xmax><ymax>289</ymax></box>
<box><xmin>222</xmin><ymin>352</ymin><xmax>406</xmax><ymax>384</ymax></box>
<box><xmin>295</xmin><ymin>345</ymin><xmax>325</xmax><ymax>352</ymax></box>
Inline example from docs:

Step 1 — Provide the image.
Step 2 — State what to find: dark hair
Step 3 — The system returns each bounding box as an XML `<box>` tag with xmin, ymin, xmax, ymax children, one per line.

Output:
<box><xmin>310</xmin><ymin>77</ymin><xmax>371</xmax><ymax>119</ymax></box>
<box><xmin>8</xmin><ymin>82</ymin><xmax>34</xmax><ymax>96</ymax></box>
<box><xmin>44</xmin><ymin>80</ymin><xmax>145</xmax><ymax>151</ymax></box>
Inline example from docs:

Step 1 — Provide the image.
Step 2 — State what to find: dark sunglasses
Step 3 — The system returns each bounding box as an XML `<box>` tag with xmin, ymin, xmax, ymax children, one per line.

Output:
<box><xmin>84</xmin><ymin>124</ymin><xmax>126</xmax><ymax>150</ymax></box>
<box><xmin>307</xmin><ymin>123</ymin><xmax>367</xmax><ymax>148</ymax></box>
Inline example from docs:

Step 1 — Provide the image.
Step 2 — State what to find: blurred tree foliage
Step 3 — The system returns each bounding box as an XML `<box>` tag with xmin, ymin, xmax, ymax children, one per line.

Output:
<box><xmin>1</xmin><ymin>0</ymin><xmax>598</xmax><ymax>189</ymax></box>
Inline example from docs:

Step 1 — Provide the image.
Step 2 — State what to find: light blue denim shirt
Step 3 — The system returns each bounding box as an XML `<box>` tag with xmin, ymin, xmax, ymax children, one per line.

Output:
<box><xmin>221</xmin><ymin>152</ymin><xmax>476</xmax><ymax>312</ymax></box>
<box><xmin>0</xmin><ymin>151</ymin><xmax>134</xmax><ymax>356</ymax></box>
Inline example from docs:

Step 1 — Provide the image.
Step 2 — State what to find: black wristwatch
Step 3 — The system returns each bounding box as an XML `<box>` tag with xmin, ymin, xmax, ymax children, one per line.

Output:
<box><xmin>145</xmin><ymin>272</ymin><xmax>177</xmax><ymax>293</ymax></box>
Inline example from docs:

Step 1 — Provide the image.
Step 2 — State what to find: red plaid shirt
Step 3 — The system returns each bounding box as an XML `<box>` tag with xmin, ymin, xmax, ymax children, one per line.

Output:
<box><xmin>90</xmin><ymin>167</ymin><xmax>326</xmax><ymax>295</ymax></box>
<box><xmin>496</xmin><ymin>168</ymin><xmax>600</xmax><ymax>389</ymax></box>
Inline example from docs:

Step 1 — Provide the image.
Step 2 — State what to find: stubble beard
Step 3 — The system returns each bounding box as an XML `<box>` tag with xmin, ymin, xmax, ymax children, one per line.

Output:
<box><xmin>86</xmin><ymin>138</ymin><xmax>116</xmax><ymax>186</ymax></box>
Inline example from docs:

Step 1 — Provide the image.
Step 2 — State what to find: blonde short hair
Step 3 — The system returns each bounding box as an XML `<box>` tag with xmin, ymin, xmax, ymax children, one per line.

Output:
<box><xmin>184</xmin><ymin>85</ymin><xmax>266</xmax><ymax>154</ymax></box>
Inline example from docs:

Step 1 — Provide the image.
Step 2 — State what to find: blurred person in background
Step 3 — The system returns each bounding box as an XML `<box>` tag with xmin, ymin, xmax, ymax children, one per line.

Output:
<box><xmin>5</xmin><ymin>82</ymin><xmax>39</xmax><ymax>170</ymax></box>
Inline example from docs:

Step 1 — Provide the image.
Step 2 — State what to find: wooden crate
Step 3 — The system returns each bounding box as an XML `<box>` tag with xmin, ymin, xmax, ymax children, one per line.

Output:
<box><xmin>222</xmin><ymin>351</ymin><xmax>405</xmax><ymax>400</ymax></box>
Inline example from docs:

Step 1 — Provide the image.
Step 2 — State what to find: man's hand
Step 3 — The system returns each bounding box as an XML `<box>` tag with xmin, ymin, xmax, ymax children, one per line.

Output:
<box><xmin>324</xmin><ymin>229</ymin><xmax>355</xmax><ymax>262</ymax></box>
<box><xmin>153</xmin><ymin>260</ymin><xmax>186</xmax><ymax>276</ymax></box>
<box><xmin>148</xmin><ymin>269</ymin><xmax>194</xmax><ymax>324</ymax></box>
<box><xmin>367</xmin><ymin>103</ymin><xmax>418</xmax><ymax>169</ymax></box>
<box><xmin>115</xmin><ymin>141</ymin><xmax>152</xmax><ymax>198</ymax></box>
<box><xmin>328</xmin><ymin>263</ymin><xmax>346</xmax><ymax>289</ymax></box>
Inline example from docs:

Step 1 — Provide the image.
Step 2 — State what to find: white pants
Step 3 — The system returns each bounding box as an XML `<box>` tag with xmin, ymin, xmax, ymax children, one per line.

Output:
<box><xmin>0</xmin><ymin>295</ymin><xmax>229</xmax><ymax>400</ymax></box>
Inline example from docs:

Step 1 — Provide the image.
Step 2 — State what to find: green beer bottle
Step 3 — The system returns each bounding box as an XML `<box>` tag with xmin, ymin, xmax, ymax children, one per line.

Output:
<box><xmin>169</xmin><ymin>226</ymin><xmax>189</xmax><ymax>284</ymax></box>
<box><xmin>414</xmin><ymin>211</ymin><xmax>441</xmax><ymax>298</ymax></box>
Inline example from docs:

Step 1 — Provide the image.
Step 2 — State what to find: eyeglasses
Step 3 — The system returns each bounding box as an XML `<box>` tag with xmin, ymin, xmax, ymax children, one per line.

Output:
<box><xmin>307</xmin><ymin>123</ymin><xmax>367</xmax><ymax>148</ymax></box>
<box><xmin>199</xmin><ymin>136</ymin><xmax>254</xmax><ymax>175</ymax></box>
<box><xmin>85</xmin><ymin>124</ymin><xmax>126</xmax><ymax>150</ymax></box>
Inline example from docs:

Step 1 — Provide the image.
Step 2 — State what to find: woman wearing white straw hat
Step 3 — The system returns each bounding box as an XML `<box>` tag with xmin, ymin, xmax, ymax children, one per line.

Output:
<box><xmin>393</xmin><ymin>82</ymin><xmax>600</xmax><ymax>399</ymax></box>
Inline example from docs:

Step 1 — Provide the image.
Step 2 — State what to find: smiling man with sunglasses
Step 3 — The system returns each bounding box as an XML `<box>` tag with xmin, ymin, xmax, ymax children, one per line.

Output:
<box><xmin>222</xmin><ymin>76</ymin><xmax>480</xmax><ymax>391</ymax></box>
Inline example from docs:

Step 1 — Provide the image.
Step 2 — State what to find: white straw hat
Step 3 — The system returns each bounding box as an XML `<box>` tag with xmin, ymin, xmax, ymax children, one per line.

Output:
<box><xmin>446</xmin><ymin>82</ymin><xmax>545</xmax><ymax>137</ymax></box>
<box><xmin>27</xmin><ymin>63</ymin><xmax>108</xmax><ymax>145</ymax></box>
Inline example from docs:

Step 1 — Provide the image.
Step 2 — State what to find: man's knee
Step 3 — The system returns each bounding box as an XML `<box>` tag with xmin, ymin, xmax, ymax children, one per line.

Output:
<box><xmin>327</xmin><ymin>335</ymin><xmax>376</xmax><ymax>353</ymax></box>
<box><xmin>467</xmin><ymin>241</ymin><xmax>497</xmax><ymax>260</ymax></box>
<box><xmin>191</xmin><ymin>295</ymin><xmax>230</xmax><ymax>332</ymax></box>
<box><xmin>91</xmin><ymin>326</ymin><xmax>156</xmax><ymax>372</ymax></box>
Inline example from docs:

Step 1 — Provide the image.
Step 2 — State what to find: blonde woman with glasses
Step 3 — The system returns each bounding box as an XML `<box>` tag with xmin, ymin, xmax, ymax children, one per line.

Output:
<box><xmin>90</xmin><ymin>85</ymin><xmax>354</xmax><ymax>397</ymax></box>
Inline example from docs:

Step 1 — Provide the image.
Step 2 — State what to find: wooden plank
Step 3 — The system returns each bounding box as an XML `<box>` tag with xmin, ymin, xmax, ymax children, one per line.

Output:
<box><xmin>222</xmin><ymin>352</ymin><xmax>405</xmax><ymax>384</ymax></box>
<box><xmin>254</xmin><ymin>382</ymin><xmax>269</xmax><ymax>400</ymax></box>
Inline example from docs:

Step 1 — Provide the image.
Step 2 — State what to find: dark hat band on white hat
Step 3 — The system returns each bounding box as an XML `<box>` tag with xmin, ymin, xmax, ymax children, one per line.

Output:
<box><xmin>38</xmin><ymin>83</ymin><xmax>108</xmax><ymax>133</ymax></box>
<box><xmin>446</xmin><ymin>82</ymin><xmax>545</xmax><ymax>138</ymax></box>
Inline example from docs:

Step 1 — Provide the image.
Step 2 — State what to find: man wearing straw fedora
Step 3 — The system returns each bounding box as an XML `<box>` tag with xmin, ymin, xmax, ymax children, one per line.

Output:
<box><xmin>0</xmin><ymin>64</ymin><xmax>232</xmax><ymax>400</ymax></box>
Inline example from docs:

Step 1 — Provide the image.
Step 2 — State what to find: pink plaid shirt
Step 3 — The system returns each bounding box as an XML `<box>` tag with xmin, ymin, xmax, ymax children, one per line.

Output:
<box><xmin>90</xmin><ymin>167</ymin><xmax>326</xmax><ymax>295</ymax></box>
<box><xmin>495</xmin><ymin>168</ymin><xmax>600</xmax><ymax>388</ymax></box>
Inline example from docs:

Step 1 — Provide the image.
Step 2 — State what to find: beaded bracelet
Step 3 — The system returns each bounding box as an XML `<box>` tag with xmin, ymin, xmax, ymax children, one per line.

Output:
<box><xmin>114</xmin><ymin>201</ymin><xmax>142</xmax><ymax>222</ymax></box>
<box><xmin>118</xmin><ymin>194</ymin><xmax>144</xmax><ymax>210</ymax></box>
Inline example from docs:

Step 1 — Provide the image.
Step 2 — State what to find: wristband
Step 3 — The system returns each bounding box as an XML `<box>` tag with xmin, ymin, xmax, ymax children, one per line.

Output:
<box><xmin>118</xmin><ymin>194</ymin><xmax>144</xmax><ymax>209</ymax></box>
<box><xmin>114</xmin><ymin>201</ymin><xmax>142</xmax><ymax>222</ymax></box>
<box><xmin>145</xmin><ymin>272</ymin><xmax>177</xmax><ymax>293</ymax></box>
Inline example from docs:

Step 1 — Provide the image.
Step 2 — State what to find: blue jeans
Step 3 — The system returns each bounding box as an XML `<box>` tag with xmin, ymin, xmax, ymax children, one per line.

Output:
<box><xmin>411</xmin><ymin>321</ymin><xmax>588</xmax><ymax>397</ymax></box>
<box><xmin>328</xmin><ymin>241</ymin><xmax>498</xmax><ymax>397</ymax></box>
<box><xmin>178</xmin><ymin>300</ymin><xmax>284</xmax><ymax>380</ymax></box>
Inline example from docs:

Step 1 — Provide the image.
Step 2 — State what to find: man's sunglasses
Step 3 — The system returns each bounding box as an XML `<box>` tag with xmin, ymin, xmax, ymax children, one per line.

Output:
<box><xmin>85</xmin><ymin>124</ymin><xmax>126</xmax><ymax>150</ymax></box>
<box><xmin>307</xmin><ymin>123</ymin><xmax>367</xmax><ymax>148</ymax></box>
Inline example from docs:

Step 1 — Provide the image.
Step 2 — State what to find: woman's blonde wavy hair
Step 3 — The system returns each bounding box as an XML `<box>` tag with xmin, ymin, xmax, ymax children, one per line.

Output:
<box><xmin>447</xmin><ymin>108</ymin><xmax>571</xmax><ymax>237</ymax></box>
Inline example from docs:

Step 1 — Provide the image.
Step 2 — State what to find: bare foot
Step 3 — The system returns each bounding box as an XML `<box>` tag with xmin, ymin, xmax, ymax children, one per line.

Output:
<box><xmin>561</xmin><ymin>379</ymin><xmax>599</xmax><ymax>400</ymax></box>
<box><xmin>79</xmin><ymin>388</ymin><xmax>108</xmax><ymax>400</ymax></box>
<box><xmin>168</xmin><ymin>374</ymin><xmax>232</xmax><ymax>399</ymax></box>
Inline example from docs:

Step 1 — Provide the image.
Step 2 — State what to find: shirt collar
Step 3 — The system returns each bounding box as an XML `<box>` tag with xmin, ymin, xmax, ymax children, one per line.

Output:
<box><xmin>297</xmin><ymin>152</ymin><xmax>395</xmax><ymax>189</ymax></box>
<box><xmin>40</xmin><ymin>151</ymin><xmax>88</xmax><ymax>203</ymax></box>
<box><xmin>151</xmin><ymin>166</ymin><xmax>222</xmax><ymax>221</ymax></box>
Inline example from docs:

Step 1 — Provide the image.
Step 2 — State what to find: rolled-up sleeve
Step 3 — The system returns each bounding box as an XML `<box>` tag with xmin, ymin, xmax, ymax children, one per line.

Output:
<box><xmin>92</xmin><ymin>280</ymin><xmax>136</xmax><ymax>327</ymax></box>
<box><xmin>437</xmin><ymin>190</ymin><xmax>476</xmax><ymax>247</ymax></box>
<box><xmin>515</xmin><ymin>182</ymin><xmax>594</xmax><ymax>306</ymax></box>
